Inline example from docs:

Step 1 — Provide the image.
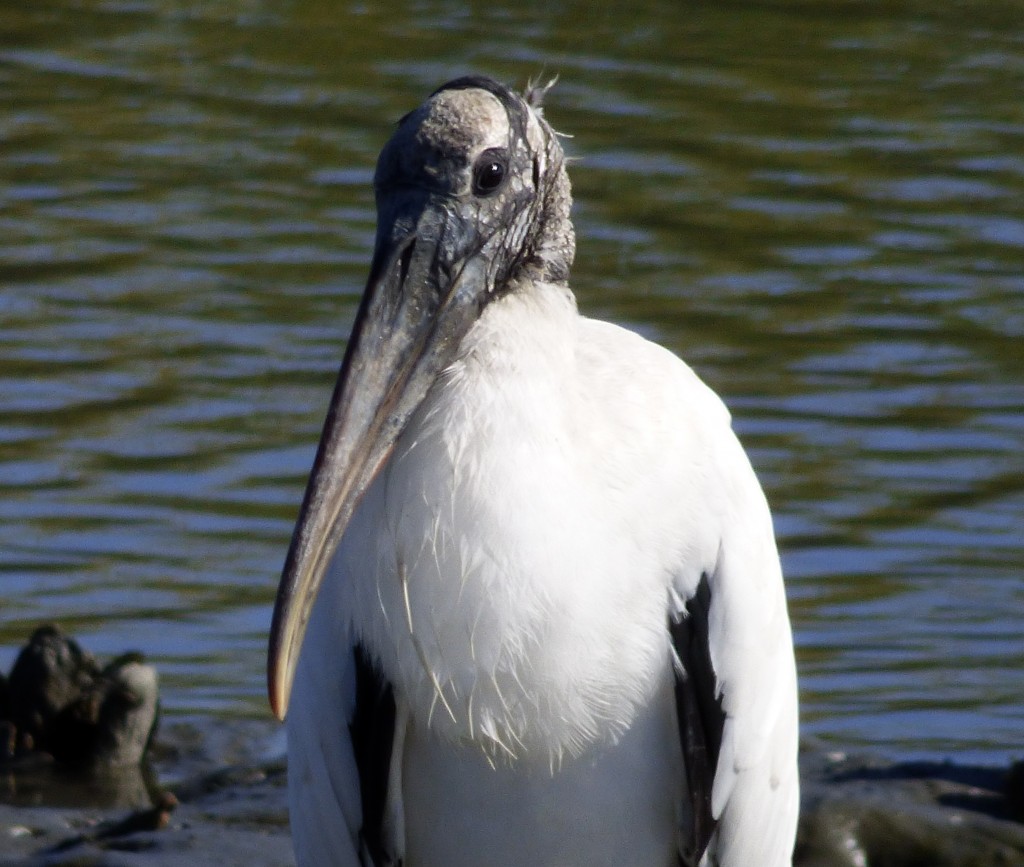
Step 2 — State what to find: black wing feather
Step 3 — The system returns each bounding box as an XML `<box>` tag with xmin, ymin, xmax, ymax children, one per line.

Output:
<box><xmin>350</xmin><ymin>643</ymin><xmax>399</xmax><ymax>866</ymax></box>
<box><xmin>670</xmin><ymin>572</ymin><xmax>726</xmax><ymax>867</ymax></box>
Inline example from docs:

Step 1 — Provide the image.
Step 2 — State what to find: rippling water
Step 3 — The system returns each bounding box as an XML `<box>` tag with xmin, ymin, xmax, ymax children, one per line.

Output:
<box><xmin>1</xmin><ymin>0</ymin><xmax>1021</xmax><ymax>765</ymax></box>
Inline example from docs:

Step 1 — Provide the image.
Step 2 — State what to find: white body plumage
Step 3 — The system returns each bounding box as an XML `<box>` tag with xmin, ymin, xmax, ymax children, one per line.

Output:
<box><xmin>286</xmin><ymin>282</ymin><xmax>799</xmax><ymax>866</ymax></box>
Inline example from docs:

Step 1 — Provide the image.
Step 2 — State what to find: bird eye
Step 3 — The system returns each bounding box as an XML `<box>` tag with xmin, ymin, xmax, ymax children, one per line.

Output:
<box><xmin>472</xmin><ymin>152</ymin><xmax>507</xmax><ymax>196</ymax></box>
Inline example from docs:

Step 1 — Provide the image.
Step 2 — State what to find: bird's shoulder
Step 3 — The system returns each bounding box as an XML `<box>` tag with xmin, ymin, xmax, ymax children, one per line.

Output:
<box><xmin>574</xmin><ymin>315</ymin><xmax>735</xmax><ymax>456</ymax></box>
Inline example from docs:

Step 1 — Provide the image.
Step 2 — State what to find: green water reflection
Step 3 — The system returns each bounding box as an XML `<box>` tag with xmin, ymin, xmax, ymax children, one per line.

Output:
<box><xmin>1</xmin><ymin>0</ymin><xmax>1021</xmax><ymax>762</ymax></box>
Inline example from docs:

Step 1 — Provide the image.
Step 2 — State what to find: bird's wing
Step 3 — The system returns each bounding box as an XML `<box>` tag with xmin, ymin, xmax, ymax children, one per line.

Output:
<box><xmin>668</xmin><ymin>404</ymin><xmax>800</xmax><ymax>867</ymax></box>
<box><xmin>287</xmin><ymin>575</ymin><xmax>400</xmax><ymax>867</ymax></box>
<box><xmin>575</xmin><ymin>316</ymin><xmax>798</xmax><ymax>866</ymax></box>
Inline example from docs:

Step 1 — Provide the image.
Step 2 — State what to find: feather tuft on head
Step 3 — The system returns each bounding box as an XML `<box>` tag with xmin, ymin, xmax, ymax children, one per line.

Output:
<box><xmin>524</xmin><ymin>75</ymin><xmax>559</xmax><ymax>114</ymax></box>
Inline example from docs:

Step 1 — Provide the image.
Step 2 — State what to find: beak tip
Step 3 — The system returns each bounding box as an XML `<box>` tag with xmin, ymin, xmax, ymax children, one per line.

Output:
<box><xmin>268</xmin><ymin>663</ymin><xmax>291</xmax><ymax>722</ymax></box>
<box><xmin>267</xmin><ymin>618</ymin><xmax>294</xmax><ymax>722</ymax></box>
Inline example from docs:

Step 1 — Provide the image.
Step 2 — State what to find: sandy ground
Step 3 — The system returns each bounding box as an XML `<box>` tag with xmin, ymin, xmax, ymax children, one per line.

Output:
<box><xmin>1</xmin><ymin>719</ymin><xmax>1022</xmax><ymax>866</ymax></box>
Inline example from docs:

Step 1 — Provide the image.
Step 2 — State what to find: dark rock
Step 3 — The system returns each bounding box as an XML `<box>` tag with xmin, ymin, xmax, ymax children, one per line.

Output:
<box><xmin>1</xmin><ymin>626</ymin><xmax>160</xmax><ymax>808</ymax></box>
<box><xmin>0</xmin><ymin>672</ymin><xmax>9</xmax><ymax>725</ymax></box>
<box><xmin>49</xmin><ymin>654</ymin><xmax>160</xmax><ymax>771</ymax></box>
<box><xmin>6</xmin><ymin>626</ymin><xmax>100</xmax><ymax>757</ymax></box>
<box><xmin>1007</xmin><ymin>760</ymin><xmax>1024</xmax><ymax>824</ymax></box>
<box><xmin>796</xmin><ymin>748</ymin><xmax>1024</xmax><ymax>866</ymax></box>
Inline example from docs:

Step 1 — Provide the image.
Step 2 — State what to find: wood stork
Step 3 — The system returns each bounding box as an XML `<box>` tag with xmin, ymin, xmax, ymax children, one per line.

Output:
<box><xmin>268</xmin><ymin>75</ymin><xmax>799</xmax><ymax>867</ymax></box>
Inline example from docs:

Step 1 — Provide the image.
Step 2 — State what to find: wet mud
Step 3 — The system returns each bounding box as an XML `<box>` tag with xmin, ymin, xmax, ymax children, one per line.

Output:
<box><xmin>2</xmin><ymin>720</ymin><xmax>1022</xmax><ymax>866</ymax></box>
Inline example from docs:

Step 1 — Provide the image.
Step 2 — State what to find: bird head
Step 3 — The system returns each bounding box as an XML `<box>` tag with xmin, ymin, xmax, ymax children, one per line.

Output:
<box><xmin>268</xmin><ymin>76</ymin><xmax>573</xmax><ymax>719</ymax></box>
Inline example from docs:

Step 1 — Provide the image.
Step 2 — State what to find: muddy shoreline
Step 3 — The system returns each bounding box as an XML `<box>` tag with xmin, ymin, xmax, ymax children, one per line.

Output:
<box><xmin>0</xmin><ymin>718</ymin><xmax>292</xmax><ymax>867</ymax></box>
<box><xmin>2</xmin><ymin>717</ymin><xmax>1022</xmax><ymax>866</ymax></box>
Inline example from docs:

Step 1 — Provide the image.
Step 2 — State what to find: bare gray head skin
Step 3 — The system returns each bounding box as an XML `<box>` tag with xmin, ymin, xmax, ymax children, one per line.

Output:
<box><xmin>374</xmin><ymin>76</ymin><xmax>575</xmax><ymax>292</ymax></box>
<box><xmin>268</xmin><ymin>77</ymin><xmax>575</xmax><ymax>718</ymax></box>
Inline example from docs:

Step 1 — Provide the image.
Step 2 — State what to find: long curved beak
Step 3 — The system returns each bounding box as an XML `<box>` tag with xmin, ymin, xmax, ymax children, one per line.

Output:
<box><xmin>267</xmin><ymin>194</ymin><xmax>487</xmax><ymax>719</ymax></box>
